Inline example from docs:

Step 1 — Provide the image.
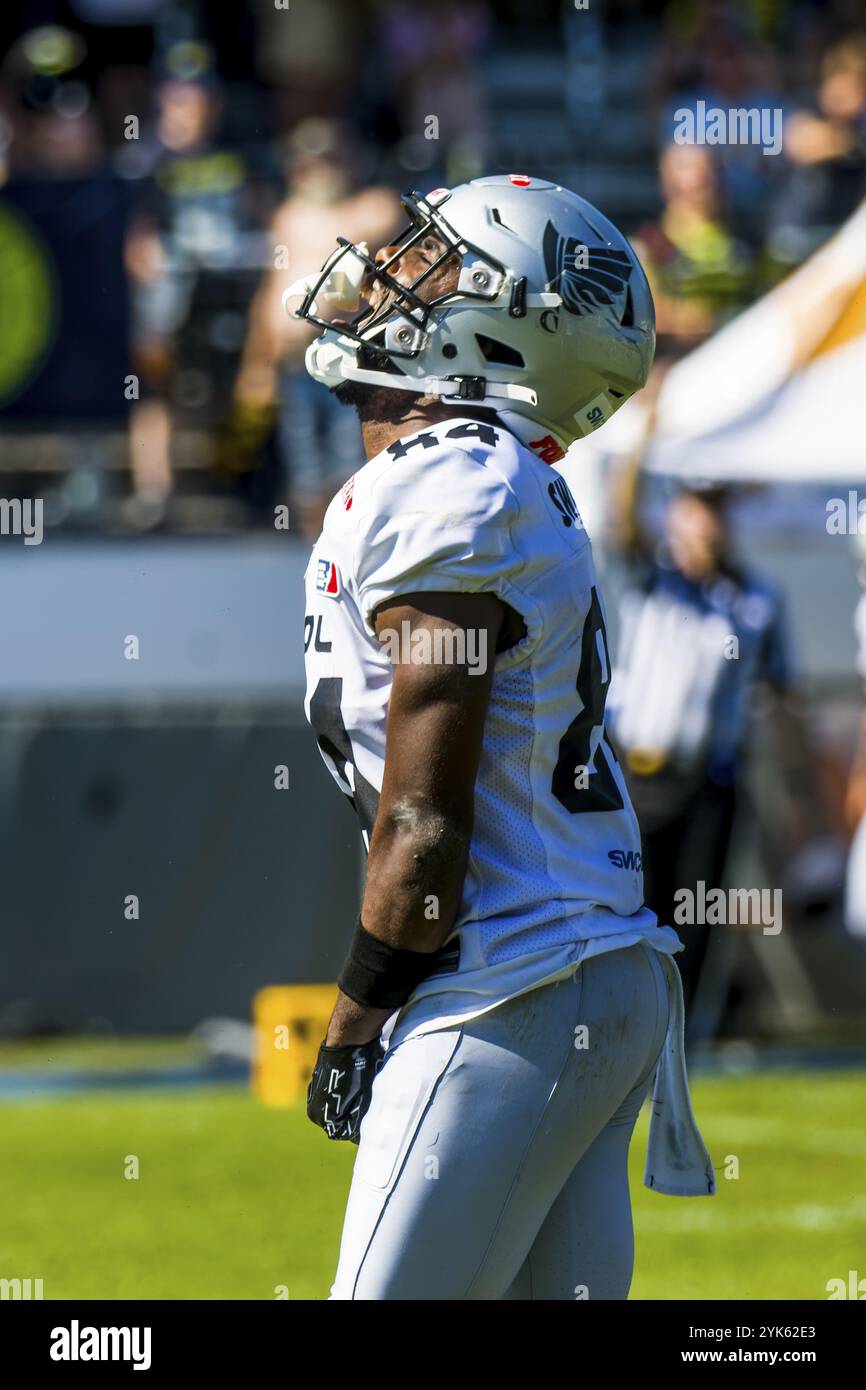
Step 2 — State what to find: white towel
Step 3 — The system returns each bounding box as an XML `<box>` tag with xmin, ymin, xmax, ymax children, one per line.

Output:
<box><xmin>644</xmin><ymin>952</ymin><xmax>716</xmax><ymax>1196</ymax></box>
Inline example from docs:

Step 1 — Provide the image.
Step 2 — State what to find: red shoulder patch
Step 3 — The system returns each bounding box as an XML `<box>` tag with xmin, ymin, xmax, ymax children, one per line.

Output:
<box><xmin>529</xmin><ymin>434</ymin><xmax>565</xmax><ymax>465</ymax></box>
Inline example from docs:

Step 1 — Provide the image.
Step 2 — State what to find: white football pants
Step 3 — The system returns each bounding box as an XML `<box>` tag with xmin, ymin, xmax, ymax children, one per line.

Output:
<box><xmin>330</xmin><ymin>940</ymin><xmax>672</xmax><ymax>1300</ymax></box>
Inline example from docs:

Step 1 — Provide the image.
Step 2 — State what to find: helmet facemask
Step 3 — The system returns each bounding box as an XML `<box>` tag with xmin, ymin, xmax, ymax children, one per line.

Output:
<box><xmin>289</xmin><ymin>191</ymin><xmax>506</xmax><ymax>358</ymax></box>
<box><xmin>284</xmin><ymin>191</ymin><xmax>539</xmax><ymax>410</ymax></box>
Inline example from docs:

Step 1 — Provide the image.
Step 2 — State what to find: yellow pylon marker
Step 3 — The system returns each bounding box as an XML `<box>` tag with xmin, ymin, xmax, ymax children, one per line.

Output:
<box><xmin>253</xmin><ymin>984</ymin><xmax>337</xmax><ymax>1107</ymax></box>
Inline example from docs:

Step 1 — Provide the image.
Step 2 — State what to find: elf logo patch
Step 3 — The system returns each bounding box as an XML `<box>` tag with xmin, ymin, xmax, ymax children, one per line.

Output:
<box><xmin>315</xmin><ymin>559</ymin><xmax>340</xmax><ymax>597</ymax></box>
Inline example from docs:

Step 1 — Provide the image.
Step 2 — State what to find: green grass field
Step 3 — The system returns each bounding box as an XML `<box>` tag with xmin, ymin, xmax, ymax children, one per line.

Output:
<box><xmin>1</xmin><ymin>1060</ymin><xmax>864</xmax><ymax>1300</ymax></box>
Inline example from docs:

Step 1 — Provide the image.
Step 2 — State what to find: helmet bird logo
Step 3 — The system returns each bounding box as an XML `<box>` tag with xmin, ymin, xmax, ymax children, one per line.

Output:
<box><xmin>541</xmin><ymin>221</ymin><xmax>632</xmax><ymax>324</ymax></box>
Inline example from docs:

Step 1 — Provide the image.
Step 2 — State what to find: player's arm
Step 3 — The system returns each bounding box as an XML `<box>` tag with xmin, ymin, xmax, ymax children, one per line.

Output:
<box><xmin>324</xmin><ymin>590</ymin><xmax>505</xmax><ymax>1047</ymax></box>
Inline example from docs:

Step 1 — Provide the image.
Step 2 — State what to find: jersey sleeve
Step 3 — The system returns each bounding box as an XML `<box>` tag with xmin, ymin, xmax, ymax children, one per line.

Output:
<box><xmin>353</xmin><ymin>447</ymin><xmax>521</xmax><ymax>623</ymax></box>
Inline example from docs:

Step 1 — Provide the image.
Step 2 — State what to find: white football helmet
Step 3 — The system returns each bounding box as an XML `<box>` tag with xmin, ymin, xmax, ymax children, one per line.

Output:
<box><xmin>285</xmin><ymin>174</ymin><xmax>655</xmax><ymax>460</ymax></box>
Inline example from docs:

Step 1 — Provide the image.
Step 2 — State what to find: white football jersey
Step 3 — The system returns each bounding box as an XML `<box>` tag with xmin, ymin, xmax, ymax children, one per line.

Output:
<box><xmin>303</xmin><ymin>415</ymin><xmax>661</xmax><ymax>1000</ymax></box>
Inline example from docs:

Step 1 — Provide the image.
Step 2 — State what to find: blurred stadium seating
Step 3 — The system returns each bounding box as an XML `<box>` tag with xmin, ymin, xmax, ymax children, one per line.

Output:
<box><xmin>1</xmin><ymin>0</ymin><xmax>865</xmax><ymax>1049</ymax></box>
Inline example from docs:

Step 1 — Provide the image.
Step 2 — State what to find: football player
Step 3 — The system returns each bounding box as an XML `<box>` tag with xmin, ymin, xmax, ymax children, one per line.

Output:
<box><xmin>297</xmin><ymin>176</ymin><xmax>714</xmax><ymax>1300</ymax></box>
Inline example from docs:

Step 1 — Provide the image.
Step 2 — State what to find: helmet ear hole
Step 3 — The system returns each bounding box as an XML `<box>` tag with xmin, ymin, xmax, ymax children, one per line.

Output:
<box><xmin>475</xmin><ymin>334</ymin><xmax>525</xmax><ymax>367</ymax></box>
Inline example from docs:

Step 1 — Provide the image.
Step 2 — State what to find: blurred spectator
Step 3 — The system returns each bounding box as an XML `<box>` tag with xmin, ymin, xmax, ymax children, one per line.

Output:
<box><xmin>632</xmin><ymin>144</ymin><xmax>756</xmax><ymax>350</ymax></box>
<box><xmin>767</xmin><ymin>33</ymin><xmax>866</xmax><ymax>270</ymax></box>
<box><xmin>654</xmin><ymin>17</ymin><xmax>785</xmax><ymax>236</ymax></box>
<box><xmin>607</xmin><ymin>482</ymin><xmax>821</xmax><ymax>1042</ymax></box>
<box><xmin>251</xmin><ymin>0</ymin><xmax>362</xmax><ymax>132</ymax></box>
<box><xmin>232</xmin><ymin>118</ymin><xmax>400</xmax><ymax>539</ymax></box>
<box><xmin>11</xmin><ymin>86</ymin><xmax>105</xmax><ymax>178</ymax></box>
<box><xmin>377</xmin><ymin>0</ymin><xmax>490</xmax><ymax>184</ymax></box>
<box><xmin>124</xmin><ymin>58</ymin><xmax>248</xmax><ymax>520</ymax></box>
<box><xmin>2</xmin><ymin>23</ymin><xmax>105</xmax><ymax>180</ymax></box>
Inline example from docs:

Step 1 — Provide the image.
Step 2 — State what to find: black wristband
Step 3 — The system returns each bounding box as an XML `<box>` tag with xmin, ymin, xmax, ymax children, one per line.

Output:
<box><xmin>338</xmin><ymin>920</ymin><xmax>437</xmax><ymax>1010</ymax></box>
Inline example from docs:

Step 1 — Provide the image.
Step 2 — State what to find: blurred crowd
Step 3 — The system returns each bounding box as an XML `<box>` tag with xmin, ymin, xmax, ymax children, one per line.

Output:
<box><xmin>0</xmin><ymin>0</ymin><xmax>865</xmax><ymax>535</ymax></box>
<box><xmin>1</xmin><ymin>0</ymin><xmax>864</xmax><ymax>1043</ymax></box>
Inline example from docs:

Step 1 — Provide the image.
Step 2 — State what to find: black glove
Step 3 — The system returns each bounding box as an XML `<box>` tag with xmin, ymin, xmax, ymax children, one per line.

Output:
<box><xmin>306</xmin><ymin>1038</ymin><xmax>384</xmax><ymax>1143</ymax></box>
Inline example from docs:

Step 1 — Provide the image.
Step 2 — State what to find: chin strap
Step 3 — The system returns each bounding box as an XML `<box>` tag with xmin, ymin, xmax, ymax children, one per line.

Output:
<box><xmin>306</xmin><ymin>333</ymin><xmax>538</xmax><ymax>408</ymax></box>
<box><xmin>354</xmin><ymin>366</ymin><xmax>538</xmax><ymax>408</ymax></box>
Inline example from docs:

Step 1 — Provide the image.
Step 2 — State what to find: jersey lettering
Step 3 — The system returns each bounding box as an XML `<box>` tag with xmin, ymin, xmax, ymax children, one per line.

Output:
<box><xmin>551</xmin><ymin>587</ymin><xmax>623</xmax><ymax>813</ymax></box>
<box><xmin>443</xmin><ymin>421</ymin><xmax>500</xmax><ymax>448</ymax></box>
<box><xmin>386</xmin><ymin>431</ymin><xmax>441</xmax><ymax>460</ymax></box>
<box><xmin>304</xmin><ymin>614</ymin><xmax>331</xmax><ymax>654</ymax></box>
<box><xmin>548</xmin><ymin>476</ymin><xmax>581</xmax><ymax>528</ymax></box>
<box><xmin>386</xmin><ymin>422</ymin><xmax>500</xmax><ymax>461</ymax></box>
<box><xmin>308</xmin><ymin>676</ymin><xmax>380</xmax><ymax>842</ymax></box>
<box><xmin>608</xmin><ymin>849</ymin><xmax>643</xmax><ymax>870</ymax></box>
